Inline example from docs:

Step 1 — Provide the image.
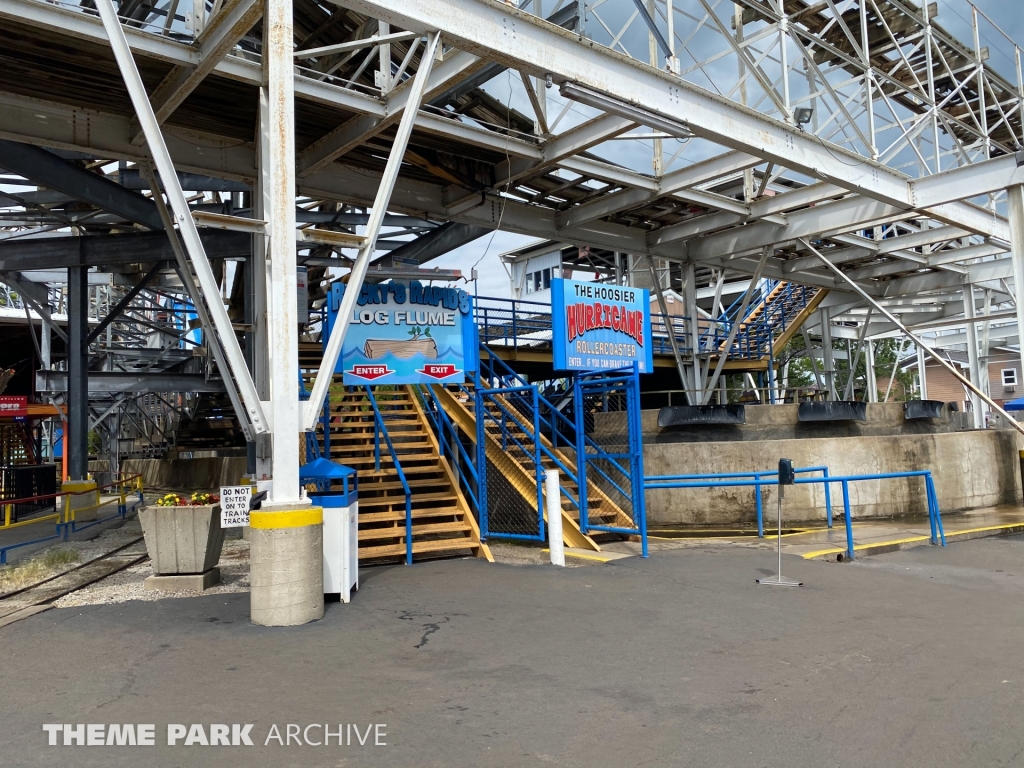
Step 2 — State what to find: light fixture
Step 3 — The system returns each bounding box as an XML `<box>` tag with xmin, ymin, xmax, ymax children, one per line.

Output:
<box><xmin>558</xmin><ymin>83</ymin><xmax>693</xmax><ymax>139</ymax></box>
<box><xmin>794</xmin><ymin>107</ymin><xmax>814</xmax><ymax>126</ymax></box>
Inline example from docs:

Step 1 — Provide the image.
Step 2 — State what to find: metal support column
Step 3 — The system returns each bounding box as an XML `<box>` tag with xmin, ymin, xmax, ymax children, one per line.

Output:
<box><xmin>917</xmin><ymin>343</ymin><xmax>929</xmax><ymax>399</ymax></box>
<box><xmin>250</xmin><ymin>0</ymin><xmax>323</xmax><ymax>627</ymax></box>
<box><xmin>819</xmin><ymin>311</ymin><xmax>836</xmax><ymax>399</ymax></box>
<box><xmin>66</xmin><ymin>265</ymin><xmax>88</xmax><ymax>482</ymax></box>
<box><xmin>963</xmin><ymin>284</ymin><xmax>985</xmax><ymax>428</ymax></box>
<box><xmin>864</xmin><ymin>340</ymin><xmax>877</xmax><ymax>403</ymax></box>
<box><xmin>1007</xmin><ymin>185</ymin><xmax>1024</xmax><ymax>387</ymax></box>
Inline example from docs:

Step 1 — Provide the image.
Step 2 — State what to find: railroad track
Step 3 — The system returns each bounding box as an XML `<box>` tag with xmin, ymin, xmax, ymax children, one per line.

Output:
<box><xmin>0</xmin><ymin>538</ymin><xmax>149</xmax><ymax>629</ymax></box>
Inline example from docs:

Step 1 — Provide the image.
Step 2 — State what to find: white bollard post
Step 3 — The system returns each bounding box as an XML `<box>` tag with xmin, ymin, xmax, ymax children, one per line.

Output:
<box><xmin>545</xmin><ymin>469</ymin><xmax>565</xmax><ymax>567</ymax></box>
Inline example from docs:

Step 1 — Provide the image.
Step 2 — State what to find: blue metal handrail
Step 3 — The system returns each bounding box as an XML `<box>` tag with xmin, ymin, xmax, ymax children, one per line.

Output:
<box><xmin>646</xmin><ymin>465</ymin><xmax>833</xmax><ymax>537</ymax></box>
<box><xmin>644</xmin><ymin>469</ymin><xmax>945</xmax><ymax>559</ymax></box>
<box><xmin>416</xmin><ymin>385</ymin><xmax>484</xmax><ymax>521</ymax></box>
<box><xmin>364</xmin><ymin>386</ymin><xmax>414</xmax><ymax>565</ymax></box>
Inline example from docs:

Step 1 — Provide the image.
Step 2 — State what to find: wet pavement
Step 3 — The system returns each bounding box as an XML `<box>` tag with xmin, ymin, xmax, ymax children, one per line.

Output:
<box><xmin>0</xmin><ymin>536</ymin><xmax>1020</xmax><ymax>767</ymax></box>
<box><xmin>603</xmin><ymin>503</ymin><xmax>1024</xmax><ymax>561</ymax></box>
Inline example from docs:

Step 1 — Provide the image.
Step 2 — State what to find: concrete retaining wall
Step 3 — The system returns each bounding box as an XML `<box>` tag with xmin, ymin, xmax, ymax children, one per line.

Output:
<box><xmin>643</xmin><ymin>429</ymin><xmax>1021</xmax><ymax>525</ymax></box>
<box><xmin>120</xmin><ymin>458</ymin><xmax>248</xmax><ymax>492</ymax></box>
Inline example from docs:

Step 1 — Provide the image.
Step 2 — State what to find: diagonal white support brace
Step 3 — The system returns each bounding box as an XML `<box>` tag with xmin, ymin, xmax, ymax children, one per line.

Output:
<box><xmin>302</xmin><ymin>31</ymin><xmax>441</xmax><ymax>432</ymax></box>
<box><xmin>96</xmin><ymin>0</ymin><xmax>268</xmax><ymax>434</ymax></box>
<box><xmin>801</xmin><ymin>237</ymin><xmax>1024</xmax><ymax>438</ymax></box>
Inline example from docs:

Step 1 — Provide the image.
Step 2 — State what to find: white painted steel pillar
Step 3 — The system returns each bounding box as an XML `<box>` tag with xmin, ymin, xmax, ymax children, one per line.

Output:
<box><xmin>962</xmin><ymin>284</ymin><xmax>985</xmax><ymax>428</ymax></box>
<box><xmin>545</xmin><ymin>469</ymin><xmax>564</xmax><ymax>567</ymax></box>
<box><xmin>864</xmin><ymin>340</ymin><xmax>877</xmax><ymax>403</ymax></box>
<box><xmin>250</xmin><ymin>0</ymin><xmax>323</xmax><ymax>627</ymax></box>
<box><xmin>819</xmin><ymin>307</ymin><xmax>836</xmax><ymax>400</ymax></box>
<box><xmin>1007</xmin><ymin>185</ymin><xmax>1024</xmax><ymax>389</ymax></box>
<box><xmin>917</xmin><ymin>343</ymin><xmax>928</xmax><ymax>399</ymax></box>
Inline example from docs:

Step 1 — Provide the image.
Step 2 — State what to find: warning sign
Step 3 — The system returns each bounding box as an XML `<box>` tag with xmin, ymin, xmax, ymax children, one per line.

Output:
<box><xmin>219</xmin><ymin>486</ymin><xmax>251</xmax><ymax>527</ymax></box>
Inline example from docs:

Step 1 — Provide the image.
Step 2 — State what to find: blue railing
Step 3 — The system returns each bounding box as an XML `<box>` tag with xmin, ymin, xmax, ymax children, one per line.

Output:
<box><xmin>364</xmin><ymin>387</ymin><xmax>414</xmax><ymax>565</ymax></box>
<box><xmin>644</xmin><ymin>468</ymin><xmax>945</xmax><ymax>560</ymax></box>
<box><xmin>646</xmin><ymin>465</ymin><xmax>833</xmax><ymax>537</ymax></box>
<box><xmin>474</xmin><ymin>288</ymin><xmax>816</xmax><ymax>363</ymax></box>
<box><xmin>417</xmin><ymin>384</ymin><xmax>485</xmax><ymax>525</ymax></box>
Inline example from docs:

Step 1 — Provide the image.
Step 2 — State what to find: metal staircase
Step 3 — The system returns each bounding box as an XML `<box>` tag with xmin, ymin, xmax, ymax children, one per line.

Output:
<box><xmin>732</xmin><ymin>281</ymin><xmax>829</xmax><ymax>358</ymax></box>
<box><xmin>315</xmin><ymin>379</ymin><xmax>491</xmax><ymax>564</ymax></box>
<box><xmin>430</xmin><ymin>352</ymin><xmax>638</xmax><ymax>551</ymax></box>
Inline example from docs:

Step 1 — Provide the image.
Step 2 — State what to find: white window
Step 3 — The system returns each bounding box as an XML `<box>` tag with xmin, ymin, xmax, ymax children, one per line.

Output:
<box><xmin>1001</xmin><ymin>368</ymin><xmax>1018</xmax><ymax>386</ymax></box>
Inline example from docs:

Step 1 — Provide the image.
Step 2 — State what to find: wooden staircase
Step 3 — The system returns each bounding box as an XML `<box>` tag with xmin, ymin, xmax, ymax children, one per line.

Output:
<box><xmin>432</xmin><ymin>383</ymin><xmax>638</xmax><ymax>552</ymax></box>
<box><xmin>316</xmin><ymin>379</ymin><xmax>491</xmax><ymax>565</ymax></box>
<box><xmin>721</xmin><ymin>282</ymin><xmax>828</xmax><ymax>358</ymax></box>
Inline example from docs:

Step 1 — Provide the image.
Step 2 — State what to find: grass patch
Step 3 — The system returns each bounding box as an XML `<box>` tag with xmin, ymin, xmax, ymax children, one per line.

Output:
<box><xmin>0</xmin><ymin>547</ymin><xmax>80</xmax><ymax>593</ymax></box>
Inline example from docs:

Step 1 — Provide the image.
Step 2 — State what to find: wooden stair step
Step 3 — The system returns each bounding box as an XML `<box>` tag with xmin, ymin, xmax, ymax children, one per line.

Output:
<box><xmin>358</xmin><ymin>477</ymin><xmax>454</xmax><ymax>492</ymax></box>
<box><xmin>359</xmin><ymin>506</ymin><xmax>463</xmax><ymax>523</ymax></box>
<box><xmin>358</xmin><ymin>521</ymin><xmax>472</xmax><ymax>541</ymax></box>
<box><xmin>359</xmin><ymin>537</ymin><xmax>478</xmax><ymax>559</ymax></box>
<box><xmin>357</xmin><ymin>491</ymin><xmax>459</xmax><ymax>508</ymax></box>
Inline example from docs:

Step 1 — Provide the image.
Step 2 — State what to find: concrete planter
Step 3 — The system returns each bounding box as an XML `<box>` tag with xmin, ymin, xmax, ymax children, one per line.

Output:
<box><xmin>139</xmin><ymin>504</ymin><xmax>225</xmax><ymax>575</ymax></box>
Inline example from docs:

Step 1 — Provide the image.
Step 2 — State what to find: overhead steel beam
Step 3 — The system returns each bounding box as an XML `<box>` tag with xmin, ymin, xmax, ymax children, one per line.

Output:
<box><xmin>133</xmin><ymin>0</ymin><xmax>263</xmax><ymax>143</ymax></box>
<box><xmin>0</xmin><ymin>140</ymin><xmax>162</xmax><ymax>230</ymax></box>
<box><xmin>555</xmin><ymin>150</ymin><xmax>760</xmax><ymax>230</ymax></box>
<box><xmin>0</xmin><ymin>229</ymin><xmax>250</xmax><ymax>270</ymax></box>
<box><xmin>304</xmin><ymin>31</ymin><xmax>442</xmax><ymax>431</ymax></box>
<box><xmin>296</xmin><ymin>49</ymin><xmax>487</xmax><ymax>177</ymax></box>
<box><xmin>332</xmin><ymin>0</ymin><xmax>1007</xmax><ymax>240</ymax></box>
<box><xmin>119</xmin><ymin>168</ymin><xmax>249</xmax><ymax>192</ymax></box>
<box><xmin>0</xmin><ymin>89</ymin><xmax>998</xmax><ymax>296</ymax></box>
<box><xmin>84</xmin><ymin>261</ymin><xmax>163</xmax><ymax>346</ymax></box>
<box><xmin>96</xmin><ymin>0</ymin><xmax>268</xmax><ymax>434</ymax></box>
<box><xmin>36</xmin><ymin>370</ymin><xmax>226</xmax><ymax>394</ymax></box>
<box><xmin>375</xmin><ymin>221</ymin><xmax>490</xmax><ymax>266</ymax></box>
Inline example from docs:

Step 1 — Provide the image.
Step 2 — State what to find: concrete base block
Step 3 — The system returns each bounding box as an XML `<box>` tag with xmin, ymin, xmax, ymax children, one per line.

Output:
<box><xmin>250</xmin><ymin>501</ymin><xmax>323</xmax><ymax>626</ymax></box>
<box><xmin>62</xmin><ymin>479</ymin><xmax>99</xmax><ymax>522</ymax></box>
<box><xmin>144</xmin><ymin>567</ymin><xmax>220</xmax><ymax>592</ymax></box>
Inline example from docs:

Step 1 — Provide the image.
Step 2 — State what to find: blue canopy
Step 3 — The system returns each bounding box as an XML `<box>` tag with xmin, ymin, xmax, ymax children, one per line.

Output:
<box><xmin>1004</xmin><ymin>397</ymin><xmax>1024</xmax><ymax>412</ymax></box>
<box><xmin>299</xmin><ymin>458</ymin><xmax>355</xmax><ymax>481</ymax></box>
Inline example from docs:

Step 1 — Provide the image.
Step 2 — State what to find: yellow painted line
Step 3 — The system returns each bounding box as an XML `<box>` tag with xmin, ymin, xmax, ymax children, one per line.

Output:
<box><xmin>801</xmin><ymin>523</ymin><xmax>1024</xmax><ymax>559</ymax></box>
<box><xmin>944</xmin><ymin>522</ymin><xmax>1024</xmax><ymax>537</ymax></box>
<box><xmin>250</xmin><ymin>507</ymin><xmax>323</xmax><ymax>529</ymax></box>
<box><xmin>541</xmin><ymin>548</ymin><xmax>614</xmax><ymax>563</ymax></box>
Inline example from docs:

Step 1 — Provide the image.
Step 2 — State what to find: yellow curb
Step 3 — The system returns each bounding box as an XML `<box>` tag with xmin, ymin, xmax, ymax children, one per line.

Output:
<box><xmin>801</xmin><ymin>522</ymin><xmax>1024</xmax><ymax>559</ymax></box>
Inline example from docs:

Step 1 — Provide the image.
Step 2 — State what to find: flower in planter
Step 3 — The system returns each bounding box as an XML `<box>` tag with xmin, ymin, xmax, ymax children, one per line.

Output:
<box><xmin>190</xmin><ymin>492</ymin><xmax>220</xmax><ymax>505</ymax></box>
<box><xmin>155</xmin><ymin>493</ymin><xmax>186</xmax><ymax>507</ymax></box>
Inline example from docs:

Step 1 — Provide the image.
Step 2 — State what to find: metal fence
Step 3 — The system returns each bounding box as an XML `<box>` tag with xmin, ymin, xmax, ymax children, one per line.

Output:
<box><xmin>574</xmin><ymin>367</ymin><xmax>647</xmax><ymax>555</ymax></box>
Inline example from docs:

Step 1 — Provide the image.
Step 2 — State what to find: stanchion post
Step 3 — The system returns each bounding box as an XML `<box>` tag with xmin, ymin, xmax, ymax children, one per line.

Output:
<box><xmin>756</xmin><ymin>458</ymin><xmax>802</xmax><ymax>587</ymax></box>
<box><xmin>545</xmin><ymin>469</ymin><xmax>565</xmax><ymax>567</ymax></box>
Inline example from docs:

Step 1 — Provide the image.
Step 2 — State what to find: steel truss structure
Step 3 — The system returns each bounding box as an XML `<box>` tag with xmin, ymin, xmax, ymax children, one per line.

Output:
<box><xmin>3</xmin><ymin>0</ymin><xmax>1024</xmax><ymax>498</ymax></box>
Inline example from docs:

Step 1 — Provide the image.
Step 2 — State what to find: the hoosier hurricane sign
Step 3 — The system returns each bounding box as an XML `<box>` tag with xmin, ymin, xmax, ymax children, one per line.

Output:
<box><xmin>551</xmin><ymin>278</ymin><xmax>653</xmax><ymax>373</ymax></box>
<box><xmin>325</xmin><ymin>280</ymin><xmax>477</xmax><ymax>385</ymax></box>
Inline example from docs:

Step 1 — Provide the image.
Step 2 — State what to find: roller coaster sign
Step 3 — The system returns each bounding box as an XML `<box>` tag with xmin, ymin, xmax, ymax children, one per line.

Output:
<box><xmin>551</xmin><ymin>278</ymin><xmax>653</xmax><ymax>373</ymax></box>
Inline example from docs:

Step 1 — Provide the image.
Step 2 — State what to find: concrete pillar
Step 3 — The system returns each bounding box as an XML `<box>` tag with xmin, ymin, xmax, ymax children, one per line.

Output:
<box><xmin>1007</xmin><ymin>185</ymin><xmax>1024</xmax><ymax>387</ymax></box>
<box><xmin>864</xmin><ymin>340</ymin><xmax>877</xmax><ymax>402</ymax></box>
<box><xmin>963</xmin><ymin>285</ymin><xmax>985</xmax><ymax>428</ymax></box>
<box><xmin>916</xmin><ymin>343</ymin><xmax>928</xmax><ymax>399</ymax></box>
<box><xmin>249</xmin><ymin>0</ymin><xmax>323</xmax><ymax>626</ymax></box>
<box><xmin>819</xmin><ymin>307</ymin><xmax>836</xmax><ymax>400</ymax></box>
